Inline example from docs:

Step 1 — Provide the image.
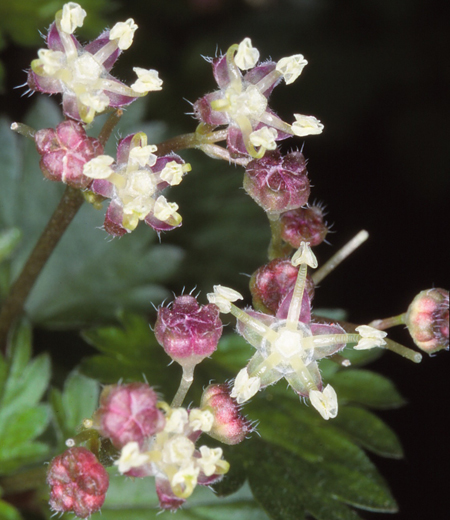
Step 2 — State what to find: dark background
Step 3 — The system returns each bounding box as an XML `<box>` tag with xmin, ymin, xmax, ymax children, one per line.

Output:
<box><xmin>1</xmin><ymin>1</ymin><xmax>448</xmax><ymax>519</ymax></box>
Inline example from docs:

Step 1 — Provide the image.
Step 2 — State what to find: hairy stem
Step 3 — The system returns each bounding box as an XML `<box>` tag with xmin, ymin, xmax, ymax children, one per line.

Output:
<box><xmin>156</xmin><ymin>128</ymin><xmax>229</xmax><ymax>156</ymax></box>
<box><xmin>0</xmin><ymin>186</ymin><xmax>84</xmax><ymax>353</ymax></box>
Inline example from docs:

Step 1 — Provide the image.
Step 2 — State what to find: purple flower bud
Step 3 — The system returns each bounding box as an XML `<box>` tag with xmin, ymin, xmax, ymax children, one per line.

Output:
<box><xmin>200</xmin><ymin>384</ymin><xmax>253</xmax><ymax>445</ymax></box>
<box><xmin>280</xmin><ymin>205</ymin><xmax>328</xmax><ymax>248</ymax></box>
<box><xmin>405</xmin><ymin>288</ymin><xmax>449</xmax><ymax>354</ymax></box>
<box><xmin>243</xmin><ymin>150</ymin><xmax>310</xmax><ymax>214</ymax></box>
<box><xmin>250</xmin><ymin>258</ymin><xmax>314</xmax><ymax>317</ymax></box>
<box><xmin>35</xmin><ymin>121</ymin><xmax>103</xmax><ymax>188</ymax></box>
<box><xmin>93</xmin><ymin>383</ymin><xmax>165</xmax><ymax>448</ymax></box>
<box><xmin>47</xmin><ymin>447</ymin><xmax>109</xmax><ymax>519</ymax></box>
<box><xmin>155</xmin><ymin>295</ymin><xmax>223</xmax><ymax>368</ymax></box>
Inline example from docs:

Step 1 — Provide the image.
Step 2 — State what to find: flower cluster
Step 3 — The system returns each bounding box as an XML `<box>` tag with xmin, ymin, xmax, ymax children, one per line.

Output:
<box><xmin>83</xmin><ymin>132</ymin><xmax>191</xmax><ymax>235</ymax></box>
<box><xmin>194</xmin><ymin>37</ymin><xmax>323</xmax><ymax>158</ymax></box>
<box><xmin>28</xmin><ymin>3</ymin><xmax>162</xmax><ymax>123</ymax></box>
<box><xmin>208</xmin><ymin>242</ymin><xmax>387</xmax><ymax>420</ymax></box>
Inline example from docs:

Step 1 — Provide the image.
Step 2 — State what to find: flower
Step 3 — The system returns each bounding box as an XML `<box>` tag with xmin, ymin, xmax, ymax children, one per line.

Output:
<box><xmin>114</xmin><ymin>403</ymin><xmax>229</xmax><ymax>511</ymax></box>
<box><xmin>207</xmin><ymin>242</ymin><xmax>383</xmax><ymax>419</ymax></box>
<box><xmin>155</xmin><ymin>294</ymin><xmax>223</xmax><ymax>369</ymax></box>
<box><xmin>34</xmin><ymin>120</ymin><xmax>103</xmax><ymax>188</ymax></box>
<box><xmin>47</xmin><ymin>447</ymin><xmax>109</xmax><ymax>518</ymax></box>
<box><xmin>93</xmin><ymin>383</ymin><xmax>165</xmax><ymax>448</ymax></box>
<box><xmin>28</xmin><ymin>3</ymin><xmax>162</xmax><ymax>123</ymax></box>
<box><xmin>194</xmin><ymin>38</ymin><xmax>323</xmax><ymax>158</ymax></box>
<box><xmin>83</xmin><ymin>132</ymin><xmax>191</xmax><ymax>236</ymax></box>
<box><xmin>405</xmin><ymin>288</ymin><xmax>449</xmax><ymax>354</ymax></box>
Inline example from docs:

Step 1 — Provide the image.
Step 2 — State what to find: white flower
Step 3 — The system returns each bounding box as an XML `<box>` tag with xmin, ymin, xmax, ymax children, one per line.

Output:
<box><xmin>131</xmin><ymin>68</ymin><xmax>163</xmax><ymax>93</ymax></box>
<box><xmin>235</xmin><ymin>38</ymin><xmax>260</xmax><ymax>70</ymax></box>
<box><xmin>309</xmin><ymin>384</ymin><xmax>338</xmax><ymax>420</ymax></box>
<box><xmin>164</xmin><ymin>407</ymin><xmax>189</xmax><ymax>433</ymax></box>
<box><xmin>249</xmin><ymin>127</ymin><xmax>278</xmax><ymax>151</ymax></box>
<box><xmin>189</xmin><ymin>409</ymin><xmax>214</xmax><ymax>432</ymax></box>
<box><xmin>109</xmin><ymin>19</ymin><xmax>138</xmax><ymax>50</ymax></box>
<box><xmin>129</xmin><ymin>144</ymin><xmax>158</xmax><ymax>168</ymax></box>
<box><xmin>60</xmin><ymin>3</ymin><xmax>86</xmax><ymax>34</ymax></box>
<box><xmin>230</xmin><ymin>368</ymin><xmax>261</xmax><ymax>404</ymax></box>
<box><xmin>291</xmin><ymin>114</ymin><xmax>324</xmax><ymax>136</ymax></box>
<box><xmin>354</xmin><ymin>325</ymin><xmax>387</xmax><ymax>350</ymax></box>
<box><xmin>160</xmin><ymin>161</ymin><xmax>186</xmax><ymax>186</ymax></box>
<box><xmin>114</xmin><ymin>441</ymin><xmax>149</xmax><ymax>473</ymax></box>
<box><xmin>153</xmin><ymin>196</ymin><xmax>181</xmax><ymax>223</ymax></box>
<box><xmin>276</xmin><ymin>54</ymin><xmax>308</xmax><ymax>85</ymax></box>
<box><xmin>197</xmin><ymin>446</ymin><xmax>224</xmax><ymax>476</ymax></box>
<box><xmin>83</xmin><ymin>155</ymin><xmax>115</xmax><ymax>179</ymax></box>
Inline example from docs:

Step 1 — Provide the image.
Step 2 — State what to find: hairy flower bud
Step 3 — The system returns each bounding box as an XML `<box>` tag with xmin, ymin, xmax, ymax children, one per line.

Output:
<box><xmin>155</xmin><ymin>295</ymin><xmax>223</xmax><ymax>368</ymax></box>
<box><xmin>200</xmin><ymin>384</ymin><xmax>253</xmax><ymax>444</ymax></box>
<box><xmin>243</xmin><ymin>150</ymin><xmax>310</xmax><ymax>214</ymax></box>
<box><xmin>250</xmin><ymin>258</ymin><xmax>314</xmax><ymax>317</ymax></box>
<box><xmin>405</xmin><ymin>288</ymin><xmax>449</xmax><ymax>354</ymax></box>
<box><xmin>47</xmin><ymin>447</ymin><xmax>109</xmax><ymax>518</ymax></box>
<box><xmin>93</xmin><ymin>383</ymin><xmax>165</xmax><ymax>448</ymax></box>
<box><xmin>280</xmin><ymin>205</ymin><xmax>328</xmax><ymax>248</ymax></box>
<box><xmin>35</xmin><ymin>121</ymin><xmax>103</xmax><ymax>188</ymax></box>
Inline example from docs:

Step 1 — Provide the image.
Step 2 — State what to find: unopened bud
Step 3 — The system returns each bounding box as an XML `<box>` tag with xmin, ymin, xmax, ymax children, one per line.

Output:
<box><xmin>200</xmin><ymin>384</ymin><xmax>253</xmax><ymax>445</ymax></box>
<box><xmin>280</xmin><ymin>205</ymin><xmax>328</xmax><ymax>248</ymax></box>
<box><xmin>405</xmin><ymin>288</ymin><xmax>449</xmax><ymax>354</ymax></box>
<box><xmin>93</xmin><ymin>383</ymin><xmax>165</xmax><ymax>448</ymax></box>
<box><xmin>155</xmin><ymin>295</ymin><xmax>223</xmax><ymax>368</ymax></box>
<box><xmin>47</xmin><ymin>447</ymin><xmax>109</xmax><ymax>518</ymax></box>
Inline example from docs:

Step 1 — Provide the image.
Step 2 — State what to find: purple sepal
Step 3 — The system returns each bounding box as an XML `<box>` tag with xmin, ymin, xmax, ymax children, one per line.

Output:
<box><xmin>84</xmin><ymin>31</ymin><xmax>120</xmax><ymax>71</ymax></box>
<box><xmin>145</xmin><ymin>214</ymin><xmax>180</xmax><ymax>232</ymax></box>
<box><xmin>155</xmin><ymin>478</ymin><xmax>185</xmax><ymax>511</ymax></box>
<box><xmin>104</xmin><ymin>201</ymin><xmax>128</xmax><ymax>237</ymax></box>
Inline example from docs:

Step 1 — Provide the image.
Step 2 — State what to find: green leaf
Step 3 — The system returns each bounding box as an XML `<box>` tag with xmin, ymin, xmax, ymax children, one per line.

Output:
<box><xmin>0</xmin><ymin>228</ymin><xmax>21</xmax><ymax>264</ymax></box>
<box><xmin>0</xmin><ymin>497</ymin><xmax>23</xmax><ymax>520</ymax></box>
<box><xmin>0</xmin><ymin>99</ymin><xmax>184</xmax><ymax>328</ymax></box>
<box><xmin>328</xmin><ymin>369</ymin><xmax>406</xmax><ymax>409</ymax></box>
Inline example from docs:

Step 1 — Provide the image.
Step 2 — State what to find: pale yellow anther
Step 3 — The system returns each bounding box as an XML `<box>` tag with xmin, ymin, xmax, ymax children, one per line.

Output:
<box><xmin>291</xmin><ymin>242</ymin><xmax>318</xmax><ymax>268</ymax></box>
<box><xmin>164</xmin><ymin>407</ymin><xmax>189</xmax><ymax>433</ymax></box>
<box><xmin>160</xmin><ymin>161</ymin><xmax>186</xmax><ymax>186</ymax></box>
<box><xmin>309</xmin><ymin>384</ymin><xmax>338</xmax><ymax>420</ymax></box>
<box><xmin>129</xmin><ymin>144</ymin><xmax>158</xmax><ymax>168</ymax></box>
<box><xmin>60</xmin><ymin>3</ymin><xmax>86</xmax><ymax>34</ymax></box>
<box><xmin>37</xmin><ymin>49</ymin><xmax>65</xmax><ymax>75</ymax></box>
<box><xmin>235</xmin><ymin>38</ymin><xmax>260</xmax><ymax>70</ymax></box>
<box><xmin>131</xmin><ymin>67</ymin><xmax>163</xmax><ymax>93</ymax></box>
<box><xmin>291</xmin><ymin>114</ymin><xmax>324</xmax><ymax>137</ymax></box>
<box><xmin>153</xmin><ymin>196</ymin><xmax>180</xmax><ymax>223</ymax></box>
<box><xmin>230</xmin><ymin>368</ymin><xmax>261</xmax><ymax>404</ymax></box>
<box><xmin>109</xmin><ymin>19</ymin><xmax>138</xmax><ymax>50</ymax></box>
<box><xmin>189</xmin><ymin>409</ymin><xmax>214</xmax><ymax>432</ymax></box>
<box><xmin>114</xmin><ymin>441</ymin><xmax>149</xmax><ymax>473</ymax></box>
<box><xmin>83</xmin><ymin>155</ymin><xmax>115</xmax><ymax>179</ymax></box>
<box><xmin>197</xmin><ymin>446</ymin><xmax>224</xmax><ymax>476</ymax></box>
<box><xmin>79</xmin><ymin>91</ymin><xmax>110</xmax><ymax>112</ymax></box>
<box><xmin>249</xmin><ymin>127</ymin><xmax>278</xmax><ymax>151</ymax></box>
<box><xmin>276</xmin><ymin>54</ymin><xmax>308</xmax><ymax>85</ymax></box>
<box><xmin>214</xmin><ymin>285</ymin><xmax>244</xmax><ymax>302</ymax></box>
<box><xmin>354</xmin><ymin>325</ymin><xmax>387</xmax><ymax>350</ymax></box>
<box><xmin>171</xmin><ymin>462</ymin><xmax>199</xmax><ymax>498</ymax></box>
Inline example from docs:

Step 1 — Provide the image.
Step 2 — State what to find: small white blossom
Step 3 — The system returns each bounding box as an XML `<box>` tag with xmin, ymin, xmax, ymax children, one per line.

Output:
<box><xmin>115</xmin><ymin>441</ymin><xmax>149</xmax><ymax>473</ymax></box>
<box><xmin>291</xmin><ymin>114</ymin><xmax>324</xmax><ymax>136</ymax></box>
<box><xmin>197</xmin><ymin>446</ymin><xmax>224</xmax><ymax>476</ymax></box>
<box><xmin>276</xmin><ymin>54</ymin><xmax>308</xmax><ymax>85</ymax></box>
<box><xmin>249</xmin><ymin>127</ymin><xmax>278</xmax><ymax>151</ymax></box>
<box><xmin>189</xmin><ymin>409</ymin><xmax>214</xmax><ymax>432</ymax></box>
<box><xmin>60</xmin><ymin>3</ymin><xmax>86</xmax><ymax>34</ymax></box>
<box><xmin>153</xmin><ymin>196</ymin><xmax>180</xmax><ymax>223</ymax></box>
<box><xmin>131</xmin><ymin>67</ymin><xmax>163</xmax><ymax>93</ymax></box>
<box><xmin>129</xmin><ymin>144</ymin><xmax>158</xmax><ymax>168</ymax></box>
<box><xmin>160</xmin><ymin>161</ymin><xmax>186</xmax><ymax>186</ymax></box>
<box><xmin>354</xmin><ymin>325</ymin><xmax>387</xmax><ymax>350</ymax></box>
<box><xmin>109</xmin><ymin>19</ymin><xmax>138</xmax><ymax>50</ymax></box>
<box><xmin>231</xmin><ymin>368</ymin><xmax>261</xmax><ymax>404</ymax></box>
<box><xmin>164</xmin><ymin>407</ymin><xmax>189</xmax><ymax>433</ymax></box>
<box><xmin>235</xmin><ymin>38</ymin><xmax>260</xmax><ymax>70</ymax></box>
<box><xmin>309</xmin><ymin>384</ymin><xmax>338</xmax><ymax>420</ymax></box>
<box><xmin>83</xmin><ymin>155</ymin><xmax>115</xmax><ymax>179</ymax></box>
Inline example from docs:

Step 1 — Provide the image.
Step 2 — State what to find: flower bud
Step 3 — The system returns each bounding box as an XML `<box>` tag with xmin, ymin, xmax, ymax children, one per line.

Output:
<box><xmin>35</xmin><ymin>121</ymin><xmax>103</xmax><ymax>188</ymax></box>
<box><xmin>200</xmin><ymin>384</ymin><xmax>253</xmax><ymax>445</ymax></box>
<box><xmin>155</xmin><ymin>295</ymin><xmax>223</xmax><ymax>368</ymax></box>
<box><xmin>47</xmin><ymin>447</ymin><xmax>109</xmax><ymax>518</ymax></box>
<box><xmin>280</xmin><ymin>205</ymin><xmax>328</xmax><ymax>248</ymax></box>
<box><xmin>93</xmin><ymin>383</ymin><xmax>165</xmax><ymax>448</ymax></box>
<box><xmin>243</xmin><ymin>150</ymin><xmax>310</xmax><ymax>214</ymax></box>
<box><xmin>250</xmin><ymin>258</ymin><xmax>315</xmax><ymax>316</ymax></box>
<box><xmin>405</xmin><ymin>288</ymin><xmax>449</xmax><ymax>354</ymax></box>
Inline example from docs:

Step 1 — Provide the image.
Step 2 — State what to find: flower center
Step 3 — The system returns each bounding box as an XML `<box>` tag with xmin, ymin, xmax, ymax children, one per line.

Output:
<box><xmin>225</xmin><ymin>84</ymin><xmax>267</xmax><ymax>121</ymax></box>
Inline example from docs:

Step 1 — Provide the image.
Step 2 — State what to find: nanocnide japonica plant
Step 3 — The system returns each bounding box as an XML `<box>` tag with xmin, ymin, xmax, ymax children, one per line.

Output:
<box><xmin>0</xmin><ymin>3</ymin><xmax>448</xmax><ymax>519</ymax></box>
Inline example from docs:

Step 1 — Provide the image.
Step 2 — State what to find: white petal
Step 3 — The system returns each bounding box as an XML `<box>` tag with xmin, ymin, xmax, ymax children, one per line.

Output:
<box><xmin>235</xmin><ymin>38</ymin><xmax>260</xmax><ymax>70</ymax></box>
<box><xmin>60</xmin><ymin>3</ymin><xmax>86</xmax><ymax>34</ymax></box>
<box><xmin>276</xmin><ymin>54</ymin><xmax>308</xmax><ymax>85</ymax></box>
<box><xmin>110</xmin><ymin>19</ymin><xmax>138</xmax><ymax>50</ymax></box>
<box><xmin>291</xmin><ymin>114</ymin><xmax>324</xmax><ymax>137</ymax></box>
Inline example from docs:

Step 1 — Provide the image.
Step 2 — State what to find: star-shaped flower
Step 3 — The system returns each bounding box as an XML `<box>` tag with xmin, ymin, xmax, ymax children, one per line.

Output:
<box><xmin>194</xmin><ymin>38</ymin><xmax>323</xmax><ymax>158</ymax></box>
<box><xmin>207</xmin><ymin>242</ymin><xmax>387</xmax><ymax>420</ymax></box>
<box><xmin>28</xmin><ymin>3</ymin><xmax>162</xmax><ymax>123</ymax></box>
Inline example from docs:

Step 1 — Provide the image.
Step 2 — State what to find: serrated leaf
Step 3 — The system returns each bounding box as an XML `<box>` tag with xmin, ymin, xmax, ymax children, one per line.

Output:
<box><xmin>0</xmin><ymin>405</ymin><xmax>50</xmax><ymax>449</ymax></box>
<box><xmin>0</xmin><ymin>99</ymin><xmax>184</xmax><ymax>328</ymax></box>
<box><xmin>328</xmin><ymin>369</ymin><xmax>406</xmax><ymax>409</ymax></box>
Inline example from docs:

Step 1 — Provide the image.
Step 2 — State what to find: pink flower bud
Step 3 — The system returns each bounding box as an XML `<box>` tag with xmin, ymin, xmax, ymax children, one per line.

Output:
<box><xmin>35</xmin><ymin>121</ymin><xmax>103</xmax><ymax>188</ymax></box>
<box><xmin>47</xmin><ymin>447</ymin><xmax>109</xmax><ymax>519</ymax></box>
<box><xmin>155</xmin><ymin>295</ymin><xmax>223</xmax><ymax>368</ymax></box>
<box><xmin>280</xmin><ymin>205</ymin><xmax>328</xmax><ymax>248</ymax></box>
<box><xmin>200</xmin><ymin>384</ymin><xmax>253</xmax><ymax>445</ymax></box>
<box><xmin>250</xmin><ymin>258</ymin><xmax>315</xmax><ymax>316</ymax></box>
<box><xmin>243</xmin><ymin>150</ymin><xmax>310</xmax><ymax>214</ymax></box>
<box><xmin>93</xmin><ymin>383</ymin><xmax>165</xmax><ymax>448</ymax></box>
<box><xmin>405</xmin><ymin>288</ymin><xmax>449</xmax><ymax>354</ymax></box>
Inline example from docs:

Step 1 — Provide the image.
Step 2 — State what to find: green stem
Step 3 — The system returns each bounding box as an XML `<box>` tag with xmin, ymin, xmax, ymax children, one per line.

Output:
<box><xmin>156</xmin><ymin>128</ymin><xmax>228</xmax><ymax>156</ymax></box>
<box><xmin>0</xmin><ymin>186</ymin><xmax>84</xmax><ymax>353</ymax></box>
<box><xmin>267</xmin><ymin>214</ymin><xmax>292</xmax><ymax>260</ymax></box>
<box><xmin>171</xmin><ymin>365</ymin><xmax>195</xmax><ymax>408</ymax></box>
<box><xmin>369</xmin><ymin>313</ymin><xmax>406</xmax><ymax>330</ymax></box>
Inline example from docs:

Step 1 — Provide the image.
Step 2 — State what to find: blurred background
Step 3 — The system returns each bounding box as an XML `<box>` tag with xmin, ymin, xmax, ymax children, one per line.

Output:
<box><xmin>0</xmin><ymin>1</ymin><xmax>448</xmax><ymax>519</ymax></box>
